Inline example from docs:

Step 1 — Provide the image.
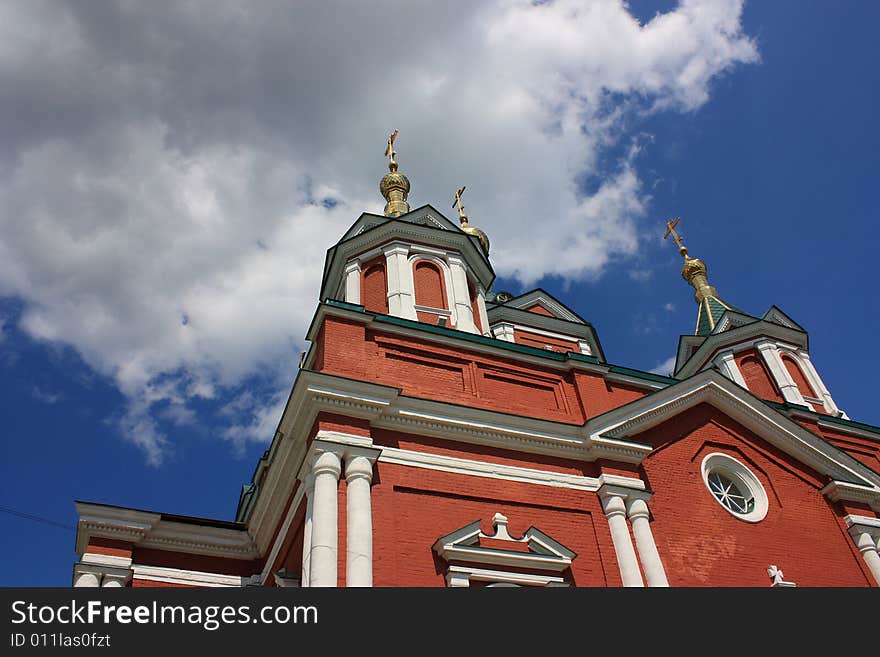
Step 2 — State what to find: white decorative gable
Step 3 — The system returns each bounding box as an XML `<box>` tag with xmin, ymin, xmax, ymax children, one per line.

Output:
<box><xmin>432</xmin><ymin>512</ymin><xmax>576</xmax><ymax>587</ymax></box>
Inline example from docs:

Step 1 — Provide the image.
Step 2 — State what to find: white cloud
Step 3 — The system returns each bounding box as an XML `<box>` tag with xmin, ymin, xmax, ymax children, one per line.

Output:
<box><xmin>0</xmin><ymin>0</ymin><xmax>758</xmax><ymax>462</ymax></box>
<box><xmin>650</xmin><ymin>356</ymin><xmax>677</xmax><ymax>377</ymax></box>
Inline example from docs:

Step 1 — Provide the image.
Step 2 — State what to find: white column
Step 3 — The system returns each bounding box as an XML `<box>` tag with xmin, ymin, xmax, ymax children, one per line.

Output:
<box><xmin>309</xmin><ymin>451</ymin><xmax>342</xmax><ymax>587</ymax></box>
<box><xmin>856</xmin><ymin>532</ymin><xmax>880</xmax><ymax>587</ymax></box>
<box><xmin>384</xmin><ymin>245</ymin><xmax>418</xmax><ymax>320</ymax></box>
<box><xmin>796</xmin><ymin>350</ymin><xmax>841</xmax><ymax>415</ymax></box>
<box><xmin>715</xmin><ymin>350</ymin><xmax>746</xmax><ymax>388</ymax></box>
<box><xmin>300</xmin><ymin>473</ymin><xmax>315</xmax><ymax>587</ymax></box>
<box><xmin>101</xmin><ymin>576</ymin><xmax>126</xmax><ymax>588</ymax></box>
<box><xmin>756</xmin><ymin>341</ymin><xmax>806</xmax><ymax>405</ymax></box>
<box><xmin>447</xmin><ymin>255</ymin><xmax>477</xmax><ymax>334</ymax></box>
<box><xmin>627</xmin><ymin>498</ymin><xmax>669</xmax><ymax>587</ymax></box>
<box><xmin>345</xmin><ymin>455</ymin><xmax>375</xmax><ymax>587</ymax></box>
<box><xmin>601</xmin><ymin>493</ymin><xmax>644</xmax><ymax>587</ymax></box>
<box><xmin>475</xmin><ymin>284</ymin><xmax>491</xmax><ymax>336</ymax></box>
<box><xmin>73</xmin><ymin>570</ymin><xmax>101</xmax><ymax>587</ymax></box>
<box><xmin>344</xmin><ymin>261</ymin><xmax>361</xmax><ymax>305</ymax></box>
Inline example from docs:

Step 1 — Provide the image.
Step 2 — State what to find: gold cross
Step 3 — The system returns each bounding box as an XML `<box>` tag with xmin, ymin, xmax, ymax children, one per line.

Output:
<box><xmin>384</xmin><ymin>129</ymin><xmax>399</xmax><ymax>168</ymax></box>
<box><xmin>663</xmin><ymin>217</ymin><xmax>688</xmax><ymax>254</ymax></box>
<box><xmin>453</xmin><ymin>185</ymin><xmax>467</xmax><ymax>220</ymax></box>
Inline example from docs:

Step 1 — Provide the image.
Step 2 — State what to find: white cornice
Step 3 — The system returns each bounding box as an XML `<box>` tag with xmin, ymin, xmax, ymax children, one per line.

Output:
<box><xmin>587</xmin><ymin>370</ymin><xmax>880</xmax><ymax>492</ymax></box>
<box><xmin>816</xmin><ymin>418</ymin><xmax>880</xmax><ymax>443</ymax></box>
<box><xmin>379</xmin><ymin>445</ymin><xmax>600</xmax><ymax>491</ymax></box>
<box><xmin>822</xmin><ymin>481</ymin><xmax>880</xmax><ymax>511</ymax></box>
<box><xmin>75</xmin><ymin>502</ymin><xmax>259</xmax><ymax>562</ymax></box>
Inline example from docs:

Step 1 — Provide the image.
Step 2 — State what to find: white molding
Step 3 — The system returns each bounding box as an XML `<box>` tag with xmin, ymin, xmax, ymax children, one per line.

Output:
<box><xmin>701</xmin><ymin>452</ymin><xmax>769</xmax><ymax>523</ymax></box>
<box><xmin>587</xmin><ymin>370</ymin><xmax>880</xmax><ymax>491</ymax></box>
<box><xmin>845</xmin><ymin>514</ymin><xmax>880</xmax><ymax>532</ymax></box>
<box><xmin>821</xmin><ymin>481</ymin><xmax>880</xmax><ymax>510</ymax></box>
<box><xmin>75</xmin><ymin>502</ymin><xmax>259</xmax><ymax>561</ymax></box>
<box><xmin>409</xmin><ymin>253</ymin><xmax>457</xmax><ymax>324</ymax></box>
<box><xmin>130</xmin><ymin>564</ymin><xmax>246</xmax><ymax>588</ymax></box>
<box><xmin>445</xmin><ymin>565</ymin><xmax>568</xmax><ymax>587</ymax></box>
<box><xmin>81</xmin><ymin>553</ymin><xmax>132</xmax><ymax>569</ymax></box>
<box><xmin>815</xmin><ymin>419</ymin><xmax>880</xmax><ymax>443</ymax></box>
<box><xmin>379</xmin><ymin>446</ymin><xmax>601</xmax><ymax>491</ymax></box>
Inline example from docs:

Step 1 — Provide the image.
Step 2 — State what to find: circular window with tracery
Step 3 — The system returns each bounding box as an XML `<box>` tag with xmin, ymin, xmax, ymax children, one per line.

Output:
<box><xmin>701</xmin><ymin>453</ymin><xmax>768</xmax><ymax>523</ymax></box>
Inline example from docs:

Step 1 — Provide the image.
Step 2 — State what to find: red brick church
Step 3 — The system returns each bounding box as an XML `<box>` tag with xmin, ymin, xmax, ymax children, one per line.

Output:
<box><xmin>72</xmin><ymin>135</ymin><xmax>880</xmax><ymax>588</ymax></box>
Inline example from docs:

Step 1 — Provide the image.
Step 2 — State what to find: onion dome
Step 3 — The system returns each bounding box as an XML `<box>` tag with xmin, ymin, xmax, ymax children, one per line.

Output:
<box><xmin>452</xmin><ymin>185</ymin><xmax>490</xmax><ymax>255</ymax></box>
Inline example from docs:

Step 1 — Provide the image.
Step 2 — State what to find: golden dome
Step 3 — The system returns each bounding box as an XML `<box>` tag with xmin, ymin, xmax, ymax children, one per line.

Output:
<box><xmin>461</xmin><ymin>221</ymin><xmax>490</xmax><ymax>255</ymax></box>
<box><xmin>680</xmin><ymin>256</ymin><xmax>707</xmax><ymax>283</ymax></box>
<box><xmin>379</xmin><ymin>170</ymin><xmax>411</xmax><ymax>217</ymax></box>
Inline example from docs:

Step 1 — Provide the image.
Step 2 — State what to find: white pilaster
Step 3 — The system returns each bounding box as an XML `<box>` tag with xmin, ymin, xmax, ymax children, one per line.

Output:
<box><xmin>475</xmin><ymin>284</ymin><xmax>491</xmax><ymax>336</ymax></box>
<box><xmin>447</xmin><ymin>255</ymin><xmax>478</xmax><ymax>334</ymax></box>
<box><xmin>756</xmin><ymin>341</ymin><xmax>806</xmax><ymax>405</ymax></box>
<box><xmin>309</xmin><ymin>450</ymin><xmax>342</xmax><ymax>587</ymax></box>
<box><xmin>384</xmin><ymin>245</ymin><xmax>418</xmax><ymax>320</ymax></box>
<box><xmin>300</xmin><ymin>473</ymin><xmax>315</xmax><ymax>587</ymax></box>
<box><xmin>626</xmin><ymin>498</ymin><xmax>669</xmax><ymax>587</ymax></box>
<box><xmin>73</xmin><ymin>570</ymin><xmax>101</xmax><ymax>588</ymax></box>
<box><xmin>796</xmin><ymin>350</ymin><xmax>841</xmax><ymax>415</ymax></box>
<box><xmin>714</xmin><ymin>350</ymin><xmax>747</xmax><ymax>388</ymax></box>
<box><xmin>345</xmin><ymin>453</ymin><xmax>378</xmax><ymax>587</ymax></box>
<box><xmin>599</xmin><ymin>492</ymin><xmax>644</xmax><ymax>587</ymax></box>
<box><xmin>344</xmin><ymin>261</ymin><xmax>361</xmax><ymax>305</ymax></box>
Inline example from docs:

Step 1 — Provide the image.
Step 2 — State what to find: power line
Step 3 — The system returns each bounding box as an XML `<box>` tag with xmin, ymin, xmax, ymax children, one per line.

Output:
<box><xmin>0</xmin><ymin>505</ymin><xmax>75</xmax><ymax>531</ymax></box>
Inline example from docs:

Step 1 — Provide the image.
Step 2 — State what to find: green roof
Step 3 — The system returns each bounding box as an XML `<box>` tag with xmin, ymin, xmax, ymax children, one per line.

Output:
<box><xmin>695</xmin><ymin>296</ymin><xmax>744</xmax><ymax>336</ymax></box>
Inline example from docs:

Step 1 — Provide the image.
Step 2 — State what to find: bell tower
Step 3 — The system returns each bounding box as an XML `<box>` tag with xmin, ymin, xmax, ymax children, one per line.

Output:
<box><xmin>665</xmin><ymin>218</ymin><xmax>844</xmax><ymax>417</ymax></box>
<box><xmin>318</xmin><ymin>131</ymin><xmax>494</xmax><ymax>335</ymax></box>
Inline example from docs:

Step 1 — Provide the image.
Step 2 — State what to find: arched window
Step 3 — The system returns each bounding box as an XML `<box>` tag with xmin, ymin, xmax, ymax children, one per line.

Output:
<box><xmin>361</xmin><ymin>261</ymin><xmax>388</xmax><ymax>314</ymax></box>
<box><xmin>781</xmin><ymin>354</ymin><xmax>818</xmax><ymax>399</ymax></box>
<box><xmin>738</xmin><ymin>354</ymin><xmax>781</xmax><ymax>401</ymax></box>
<box><xmin>413</xmin><ymin>260</ymin><xmax>447</xmax><ymax>310</ymax></box>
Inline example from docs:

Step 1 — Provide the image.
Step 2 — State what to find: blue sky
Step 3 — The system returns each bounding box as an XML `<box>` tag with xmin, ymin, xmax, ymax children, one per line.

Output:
<box><xmin>1</xmin><ymin>1</ymin><xmax>878</xmax><ymax>586</ymax></box>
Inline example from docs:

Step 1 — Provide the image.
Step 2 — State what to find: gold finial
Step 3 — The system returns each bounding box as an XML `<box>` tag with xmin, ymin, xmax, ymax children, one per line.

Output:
<box><xmin>663</xmin><ymin>217</ymin><xmax>716</xmax><ymax>303</ymax></box>
<box><xmin>452</xmin><ymin>185</ymin><xmax>490</xmax><ymax>255</ymax></box>
<box><xmin>379</xmin><ymin>129</ymin><xmax>410</xmax><ymax>217</ymax></box>
<box><xmin>453</xmin><ymin>185</ymin><xmax>468</xmax><ymax>224</ymax></box>
<box><xmin>384</xmin><ymin>129</ymin><xmax>399</xmax><ymax>172</ymax></box>
<box><xmin>663</xmin><ymin>217</ymin><xmax>689</xmax><ymax>258</ymax></box>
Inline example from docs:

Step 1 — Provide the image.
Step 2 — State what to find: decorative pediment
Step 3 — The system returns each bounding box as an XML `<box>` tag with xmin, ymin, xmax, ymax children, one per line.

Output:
<box><xmin>585</xmin><ymin>369</ymin><xmax>880</xmax><ymax>498</ymax></box>
<box><xmin>500</xmin><ymin>289</ymin><xmax>587</xmax><ymax>324</ymax></box>
<box><xmin>432</xmin><ymin>512</ymin><xmax>576</xmax><ymax>587</ymax></box>
<box><xmin>762</xmin><ymin>305</ymin><xmax>804</xmax><ymax>331</ymax></box>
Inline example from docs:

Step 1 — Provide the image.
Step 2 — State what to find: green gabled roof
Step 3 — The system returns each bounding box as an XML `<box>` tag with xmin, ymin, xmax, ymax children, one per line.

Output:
<box><xmin>695</xmin><ymin>296</ymin><xmax>749</xmax><ymax>336</ymax></box>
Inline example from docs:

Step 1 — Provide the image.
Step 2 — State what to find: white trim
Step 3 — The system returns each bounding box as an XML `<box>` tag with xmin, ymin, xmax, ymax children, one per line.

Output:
<box><xmin>445</xmin><ymin>565</ymin><xmax>568</xmax><ymax>587</ymax></box>
<box><xmin>701</xmin><ymin>452</ymin><xmax>769</xmax><ymax>523</ymax></box>
<box><xmin>587</xmin><ymin>370</ymin><xmax>880</xmax><ymax>491</ymax></box>
<box><xmin>816</xmin><ymin>419</ymin><xmax>880</xmax><ymax>443</ymax></box>
<box><xmin>130</xmin><ymin>565</ymin><xmax>246</xmax><ymax>588</ymax></box>
<box><xmin>409</xmin><ymin>253</ymin><xmax>457</xmax><ymax>323</ymax></box>
<box><xmin>81</xmin><ymin>553</ymin><xmax>132</xmax><ymax>569</ymax></box>
<box><xmin>379</xmin><ymin>445</ymin><xmax>604</xmax><ymax>490</ymax></box>
<box><xmin>75</xmin><ymin>502</ymin><xmax>259</xmax><ymax>561</ymax></box>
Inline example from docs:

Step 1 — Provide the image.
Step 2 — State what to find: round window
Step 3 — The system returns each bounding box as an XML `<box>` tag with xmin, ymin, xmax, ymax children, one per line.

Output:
<box><xmin>701</xmin><ymin>453</ymin><xmax>768</xmax><ymax>522</ymax></box>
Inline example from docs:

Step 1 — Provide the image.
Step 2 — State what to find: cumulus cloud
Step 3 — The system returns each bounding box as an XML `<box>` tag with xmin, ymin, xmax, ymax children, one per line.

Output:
<box><xmin>0</xmin><ymin>0</ymin><xmax>758</xmax><ymax>462</ymax></box>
